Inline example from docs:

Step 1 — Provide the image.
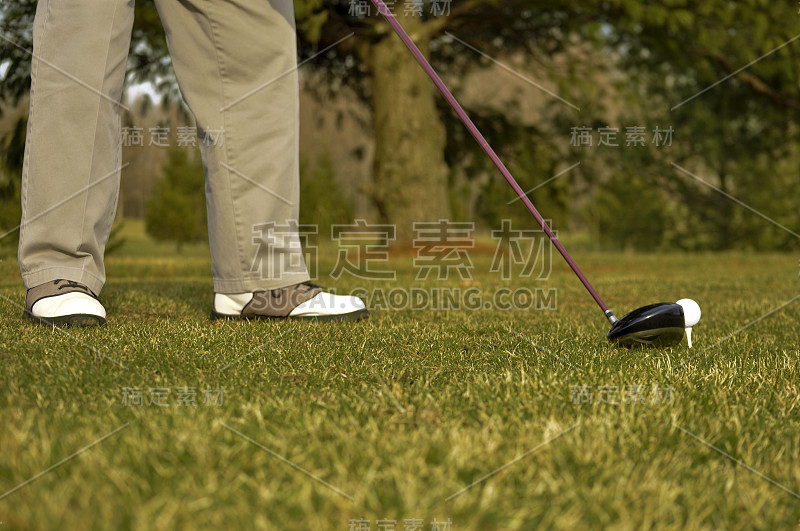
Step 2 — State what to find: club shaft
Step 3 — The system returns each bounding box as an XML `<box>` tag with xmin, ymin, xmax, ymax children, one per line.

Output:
<box><xmin>370</xmin><ymin>1</ymin><xmax>612</xmax><ymax>316</ymax></box>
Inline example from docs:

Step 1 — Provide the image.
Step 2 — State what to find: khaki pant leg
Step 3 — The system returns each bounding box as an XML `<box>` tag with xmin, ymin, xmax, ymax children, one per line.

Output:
<box><xmin>19</xmin><ymin>0</ymin><xmax>134</xmax><ymax>294</ymax></box>
<box><xmin>153</xmin><ymin>0</ymin><xmax>309</xmax><ymax>293</ymax></box>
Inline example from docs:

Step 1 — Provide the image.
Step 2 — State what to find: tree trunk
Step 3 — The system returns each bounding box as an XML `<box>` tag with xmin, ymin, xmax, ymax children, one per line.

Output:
<box><xmin>370</xmin><ymin>11</ymin><xmax>451</xmax><ymax>243</ymax></box>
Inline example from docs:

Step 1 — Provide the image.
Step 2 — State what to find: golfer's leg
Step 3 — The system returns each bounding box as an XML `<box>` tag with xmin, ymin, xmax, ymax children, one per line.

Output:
<box><xmin>18</xmin><ymin>0</ymin><xmax>134</xmax><ymax>295</ymax></box>
<box><xmin>154</xmin><ymin>0</ymin><xmax>309</xmax><ymax>293</ymax></box>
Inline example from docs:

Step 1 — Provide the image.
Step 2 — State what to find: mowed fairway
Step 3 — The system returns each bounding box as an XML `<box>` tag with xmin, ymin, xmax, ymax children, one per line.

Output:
<box><xmin>0</xmin><ymin>226</ymin><xmax>798</xmax><ymax>530</ymax></box>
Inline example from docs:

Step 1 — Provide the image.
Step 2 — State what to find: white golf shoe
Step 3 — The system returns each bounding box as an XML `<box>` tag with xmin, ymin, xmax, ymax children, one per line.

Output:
<box><xmin>25</xmin><ymin>279</ymin><xmax>106</xmax><ymax>327</ymax></box>
<box><xmin>212</xmin><ymin>282</ymin><xmax>368</xmax><ymax>322</ymax></box>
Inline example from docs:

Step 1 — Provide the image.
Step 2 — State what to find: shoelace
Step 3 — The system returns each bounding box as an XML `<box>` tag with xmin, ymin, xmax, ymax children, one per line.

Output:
<box><xmin>269</xmin><ymin>281</ymin><xmax>323</xmax><ymax>299</ymax></box>
<box><xmin>54</xmin><ymin>279</ymin><xmax>97</xmax><ymax>298</ymax></box>
<box><xmin>55</xmin><ymin>279</ymin><xmax>89</xmax><ymax>291</ymax></box>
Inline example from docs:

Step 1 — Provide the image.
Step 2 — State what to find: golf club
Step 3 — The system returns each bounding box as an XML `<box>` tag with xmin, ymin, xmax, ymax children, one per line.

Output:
<box><xmin>369</xmin><ymin>0</ymin><xmax>700</xmax><ymax>347</ymax></box>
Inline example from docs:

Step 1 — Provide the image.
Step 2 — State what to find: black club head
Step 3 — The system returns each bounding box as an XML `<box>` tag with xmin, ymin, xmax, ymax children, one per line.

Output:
<box><xmin>607</xmin><ymin>303</ymin><xmax>686</xmax><ymax>348</ymax></box>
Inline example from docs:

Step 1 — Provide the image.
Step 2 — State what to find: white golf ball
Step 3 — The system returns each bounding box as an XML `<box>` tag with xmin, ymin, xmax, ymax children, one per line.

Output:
<box><xmin>676</xmin><ymin>298</ymin><xmax>701</xmax><ymax>328</ymax></box>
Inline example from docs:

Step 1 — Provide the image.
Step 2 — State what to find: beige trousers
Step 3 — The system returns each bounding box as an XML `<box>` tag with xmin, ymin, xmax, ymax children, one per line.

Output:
<box><xmin>19</xmin><ymin>0</ymin><xmax>310</xmax><ymax>294</ymax></box>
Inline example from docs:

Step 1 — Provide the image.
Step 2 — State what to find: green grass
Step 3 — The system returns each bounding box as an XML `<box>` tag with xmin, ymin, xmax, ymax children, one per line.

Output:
<box><xmin>1</xmin><ymin>223</ymin><xmax>799</xmax><ymax>530</ymax></box>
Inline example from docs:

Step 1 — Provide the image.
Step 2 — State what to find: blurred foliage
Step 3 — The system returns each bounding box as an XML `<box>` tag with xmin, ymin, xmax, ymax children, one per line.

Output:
<box><xmin>293</xmin><ymin>0</ymin><xmax>603</xmax><ymax>99</ymax></box>
<box><xmin>106</xmin><ymin>219</ymin><xmax>129</xmax><ymax>257</ymax></box>
<box><xmin>145</xmin><ymin>147</ymin><xmax>207</xmax><ymax>252</ymax></box>
<box><xmin>0</xmin><ymin>113</ymin><xmax>25</xmax><ymax>252</ymax></box>
<box><xmin>2</xmin><ymin>1</ymin><xmax>799</xmax><ymax>250</ymax></box>
<box><xmin>441</xmin><ymin>103</ymin><xmax>568</xmax><ymax>231</ymax></box>
<box><xmin>299</xmin><ymin>152</ymin><xmax>355</xmax><ymax>240</ymax></box>
<box><xmin>0</xmin><ymin>0</ymin><xmax>36</xmax><ymax>111</ymax></box>
<box><xmin>588</xmin><ymin>174</ymin><xmax>673</xmax><ymax>252</ymax></box>
<box><xmin>581</xmin><ymin>0</ymin><xmax>800</xmax><ymax>250</ymax></box>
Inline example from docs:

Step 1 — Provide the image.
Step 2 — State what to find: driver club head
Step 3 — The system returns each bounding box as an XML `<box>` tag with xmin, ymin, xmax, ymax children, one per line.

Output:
<box><xmin>607</xmin><ymin>303</ymin><xmax>686</xmax><ymax>348</ymax></box>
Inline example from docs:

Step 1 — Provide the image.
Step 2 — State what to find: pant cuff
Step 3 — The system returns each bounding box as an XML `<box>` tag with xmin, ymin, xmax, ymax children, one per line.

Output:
<box><xmin>213</xmin><ymin>272</ymin><xmax>311</xmax><ymax>294</ymax></box>
<box><xmin>22</xmin><ymin>267</ymin><xmax>105</xmax><ymax>295</ymax></box>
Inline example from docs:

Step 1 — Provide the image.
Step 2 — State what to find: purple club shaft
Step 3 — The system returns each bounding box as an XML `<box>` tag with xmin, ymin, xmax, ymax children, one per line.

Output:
<box><xmin>369</xmin><ymin>0</ymin><xmax>612</xmax><ymax>316</ymax></box>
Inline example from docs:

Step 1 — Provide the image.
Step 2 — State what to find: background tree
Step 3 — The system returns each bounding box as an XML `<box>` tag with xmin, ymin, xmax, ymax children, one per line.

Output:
<box><xmin>299</xmin><ymin>152</ymin><xmax>355</xmax><ymax>239</ymax></box>
<box><xmin>586</xmin><ymin>0</ymin><xmax>800</xmax><ymax>250</ymax></box>
<box><xmin>0</xmin><ymin>1</ymin><xmax>36</xmax><ymax>109</ymax></box>
<box><xmin>0</xmin><ymin>113</ymin><xmax>25</xmax><ymax>253</ymax></box>
<box><xmin>3</xmin><ymin>0</ymin><xmax>799</xmax><ymax>249</ymax></box>
<box><xmin>145</xmin><ymin>147</ymin><xmax>207</xmax><ymax>252</ymax></box>
<box><xmin>294</xmin><ymin>0</ymin><xmax>603</xmax><ymax>239</ymax></box>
